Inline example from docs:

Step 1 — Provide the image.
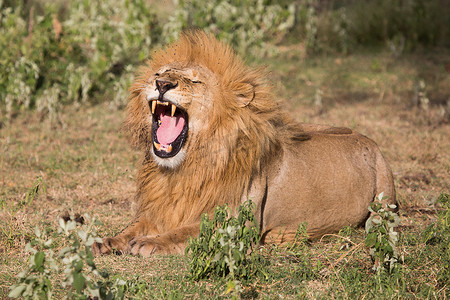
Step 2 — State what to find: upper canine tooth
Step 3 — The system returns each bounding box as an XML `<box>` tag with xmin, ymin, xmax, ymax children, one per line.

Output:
<box><xmin>171</xmin><ymin>104</ymin><xmax>176</xmax><ymax>117</ymax></box>
<box><xmin>151</xmin><ymin>100</ymin><xmax>156</xmax><ymax>114</ymax></box>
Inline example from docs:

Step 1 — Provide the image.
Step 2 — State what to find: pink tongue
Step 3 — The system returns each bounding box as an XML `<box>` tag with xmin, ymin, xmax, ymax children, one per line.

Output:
<box><xmin>156</xmin><ymin>113</ymin><xmax>185</xmax><ymax>146</ymax></box>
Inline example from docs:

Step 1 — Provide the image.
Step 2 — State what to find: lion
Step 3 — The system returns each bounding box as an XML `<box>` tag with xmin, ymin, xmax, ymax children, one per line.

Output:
<box><xmin>92</xmin><ymin>30</ymin><xmax>396</xmax><ymax>257</ymax></box>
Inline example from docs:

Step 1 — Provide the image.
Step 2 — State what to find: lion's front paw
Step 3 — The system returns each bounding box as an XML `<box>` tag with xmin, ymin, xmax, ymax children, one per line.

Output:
<box><xmin>91</xmin><ymin>237</ymin><xmax>128</xmax><ymax>256</ymax></box>
<box><xmin>129</xmin><ymin>236</ymin><xmax>165</xmax><ymax>257</ymax></box>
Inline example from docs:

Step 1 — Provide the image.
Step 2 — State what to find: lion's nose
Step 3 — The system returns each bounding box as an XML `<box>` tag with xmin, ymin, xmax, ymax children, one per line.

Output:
<box><xmin>155</xmin><ymin>80</ymin><xmax>178</xmax><ymax>95</ymax></box>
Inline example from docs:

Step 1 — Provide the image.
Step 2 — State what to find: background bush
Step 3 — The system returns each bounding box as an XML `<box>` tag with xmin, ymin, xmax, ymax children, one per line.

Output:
<box><xmin>0</xmin><ymin>0</ymin><xmax>160</xmax><ymax>119</ymax></box>
<box><xmin>1</xmin><ymin>0</ymin><xmax>448</xmax><ymax>118</ymax></box>
<box><xmin>304</xmin><ymin>0</ymin><xmax>450</xmax><ymax>54</ymax></box>
<box><xmin>163</xmin><ymin>0</ymin><xmax>296</xmax><ymax>57</ymax></box>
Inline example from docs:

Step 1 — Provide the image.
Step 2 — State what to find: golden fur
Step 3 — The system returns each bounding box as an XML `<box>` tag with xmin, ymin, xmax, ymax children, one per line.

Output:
<box><xmin>92</xmin><ymin>31</ymin><xmax>396</xmax><ymax>256</ymax></box>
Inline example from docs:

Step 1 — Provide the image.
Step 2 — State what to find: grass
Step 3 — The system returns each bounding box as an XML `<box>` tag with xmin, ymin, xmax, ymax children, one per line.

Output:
<box><xmin>1</xmin><ymin>48</ymin><xmax>449</xmax><ymax>298</ymax></box>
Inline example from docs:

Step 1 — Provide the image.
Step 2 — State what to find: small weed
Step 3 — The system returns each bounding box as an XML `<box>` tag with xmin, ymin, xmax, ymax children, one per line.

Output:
<box><xmin>284</xmin><ymin>222</ymin><xmax>309</xmax><ymax>254</ymax></box>
<box><xmin>185</xmin><ymin>200</ymin><xmax>266</xmax><ymax>297</ymax></box>
<box><xmin>7</xmin><ymin>227</ymin><xmax>56</xmax><ymax>299</ymax></box>
<box><xmin>365</xmin><ymin>192</ymin><xmax>400</xmax><ymax>272</ymax></box>
<box><xmin>9</xmin><ymin>214</ymin><xmax>126</xmax><ymax>299</ymax></box>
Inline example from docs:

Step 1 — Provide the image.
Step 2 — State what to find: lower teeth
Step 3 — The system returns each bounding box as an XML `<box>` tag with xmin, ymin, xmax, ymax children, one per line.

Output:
<box><xmin>154</xmin><ymin>141</ymin><xmax>172</xmax><ymax>153</ymax></box>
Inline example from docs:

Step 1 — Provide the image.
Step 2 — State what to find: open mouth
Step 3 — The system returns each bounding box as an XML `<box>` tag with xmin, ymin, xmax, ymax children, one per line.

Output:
<box><xmin>150</xmin><ymin>99</ymin><xmax>188</xmax><ymax>158</ymax></box>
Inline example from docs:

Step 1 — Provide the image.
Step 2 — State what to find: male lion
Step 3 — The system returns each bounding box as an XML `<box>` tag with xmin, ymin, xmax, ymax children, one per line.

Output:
<box><xmin>92</xmin><ymin>30</ymin><xmax>396</xmax><ymax>257</ymax></box>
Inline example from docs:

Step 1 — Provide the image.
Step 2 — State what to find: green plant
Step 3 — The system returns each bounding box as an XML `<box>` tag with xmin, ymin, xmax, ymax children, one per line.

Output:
<box><xmin>365</xmin><ymin>192</ymin><xmax>400</xmax><ymax>272</ymax></box>
<box><xmin>185</xmin><ymin>200</ymin><xmax>265</xmax><ymax>297</ymax></box>
<box><xmin>9</xmin><ymin>214</ymin><xmax>126</xmax><ymax>299</ymax></box>
<box><xmin>291</xmin><ymin>0</ymin><xmax>450</xmax><ymax>55</ymax></box>
<box><xmin>0</xmin><ymin>0</ymin><xmax>160</xmax><ymax>118</ymax></box>
<box><xmin>0</xmin><ymin>177</ymin><xmax>45</xmax><ymax>244</ymax></box>
<box><xmin>58</xmin><ymin>215</ymin><xmax>127</xmax><ymax>299</ymax></box>
<box><xmin>164</xmin><ymin>0</ymin><xmax>295</xmax><ymax>58</ymax></box>
<box><xmin>8</xmin><ymin>226</ymin><xmax>57</xmax><ymax>299</ymax></box>
<box><xmin>63</xmin><ymin>0</ymin><xmax>159</xmax><ymax>107</ymax></box>
<box><xmin>303</xmin><ymin>0</ymin><xmax>318</xmax><ymax>53</ymax></box>
<box><xmin>283</xmin><ymin>222</ymin><xmax>309</xmax><ymax>254</ymax></box>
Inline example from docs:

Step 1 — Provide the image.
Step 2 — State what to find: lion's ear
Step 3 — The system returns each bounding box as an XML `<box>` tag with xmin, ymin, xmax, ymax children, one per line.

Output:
<box><xmin>235</xmin><ymin>82</ymin><xmax>255</xmax><ymax>107</ymax></box>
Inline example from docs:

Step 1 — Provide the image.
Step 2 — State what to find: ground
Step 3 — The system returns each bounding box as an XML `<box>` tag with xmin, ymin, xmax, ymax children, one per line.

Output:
<box><xmin>1</xmin><ymin>49</ymin><xmax>449</xmax><ymax>298</ymax></box>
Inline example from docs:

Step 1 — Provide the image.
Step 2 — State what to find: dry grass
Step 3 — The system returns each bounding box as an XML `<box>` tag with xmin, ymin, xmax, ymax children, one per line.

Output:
<box><xmin>1</xmin><ymin>49</ymin><xmax>449</xmax><ymax>298</ymax></box>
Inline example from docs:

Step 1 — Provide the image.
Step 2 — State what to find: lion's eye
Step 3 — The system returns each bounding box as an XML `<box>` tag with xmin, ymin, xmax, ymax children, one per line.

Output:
<box><xmin>190</xmin><ymin>79</ymin><xmax>202</xmax><ymax>84</ymax></box>
<box><xmin>155</xmin><ymin>73</ymin><xmax>160</xmax><ymax>76</ymax></box>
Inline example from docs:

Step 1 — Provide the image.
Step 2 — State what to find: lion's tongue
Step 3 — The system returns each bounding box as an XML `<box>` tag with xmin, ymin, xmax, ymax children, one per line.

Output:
<box><xmin>156</xmin><ymin>113</ymin><xmax>185</xmax><ymax>146</ymax></box>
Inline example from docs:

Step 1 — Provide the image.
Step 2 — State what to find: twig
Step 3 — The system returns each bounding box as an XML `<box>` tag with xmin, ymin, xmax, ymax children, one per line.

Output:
<box><xmin>330</xmin><ymin>242</ymin><xmax>364</xmax><ymax>269</ymax></box>
<box><xmin>319</xmin><ymin>233</ymin><xmax>357</xmax><ymax>246</ymax></box>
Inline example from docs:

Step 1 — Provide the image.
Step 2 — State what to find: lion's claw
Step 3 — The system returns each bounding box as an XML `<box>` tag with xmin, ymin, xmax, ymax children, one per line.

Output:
<box><xmin>91</xmin><ymin>237</ymin><xmax>127</xmax><ymax>256</ymax></box>
<box><xmin>129</xmin><ymin>236</ymin><xmax>163</xmax><ymax>257</ymax></box>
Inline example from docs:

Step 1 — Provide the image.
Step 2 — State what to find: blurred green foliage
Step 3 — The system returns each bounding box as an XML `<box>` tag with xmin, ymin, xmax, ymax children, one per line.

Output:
<box><xmin>163</xmin><ymin>0</ymin><xmax>296</xmax><ymax>57</ymax></box>
<box><xmin>294</xmin><ymin>0</ymin><xmax>449</xmax><ymax>54</ymax></box>
<box><xmin>9</xmin><ymin>214</ymin><xmax>127</xmax><ymax>299</ymax></box>
<box><xmin>0</xmin><ymin>0</ymin><xmax>159</xmax><ymax>119</ymax></box>
<box><xmin>0</xmin><ymin>0</ymin><xmax>448</xmax><ymax>117</ymax></box>
<box><xmin>349</xmin><ymin>0</ymin><xmax>447</xmax><ymax>49</ymax></box>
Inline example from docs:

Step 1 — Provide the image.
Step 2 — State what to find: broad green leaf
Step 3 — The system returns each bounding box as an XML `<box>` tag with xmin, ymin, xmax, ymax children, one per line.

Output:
<box><xmin>365</xmin><ymin>232</ymin><xmax>377</xmax><ymax>247</ymax></box>
<box><xmin>34</xmin><ymin>251</ymin><xmax>45</xmax><ymax>270</ymax></box>
<box><xmin>74</xmin><ymin>260</ymin><xmax>84</xmax><ymax>272</ymax></box>
<box><xmin>8</xmin><ymin>284</ymin><xmax>26</xmax><ymax>298</ymax></box>
<box><xmin>72</xmin><ymin>272</ymin><xmax>86</xmax><ymax>293</ymax></box>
